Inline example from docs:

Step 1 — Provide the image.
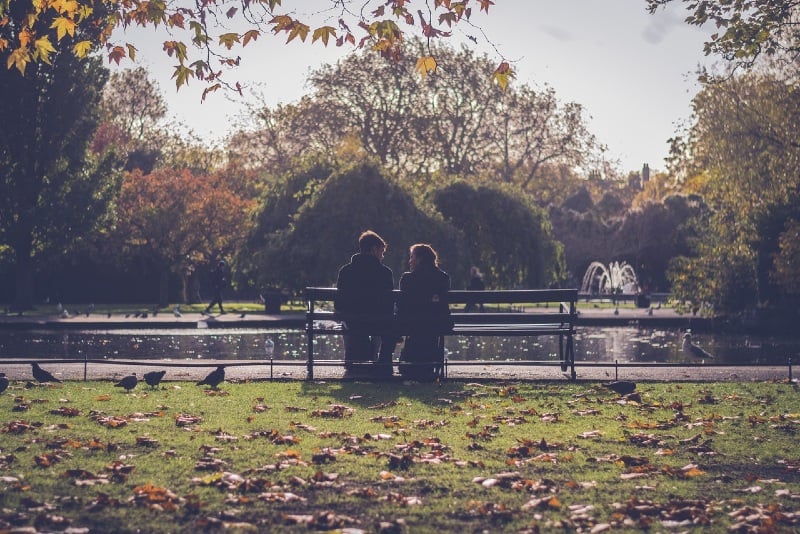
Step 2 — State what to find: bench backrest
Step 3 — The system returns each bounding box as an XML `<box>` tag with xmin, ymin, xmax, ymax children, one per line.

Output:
<box><xmin>306</xmin><ymin>287</ymin><xmax>578</xmax><ymax>312</ymax></box>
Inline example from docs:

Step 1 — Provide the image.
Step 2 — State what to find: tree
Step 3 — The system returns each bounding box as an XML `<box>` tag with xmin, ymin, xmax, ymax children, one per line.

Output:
<box><xmin>667</xmin><ymin>73</ymin><xmax>800</xmax><ymax>314</ymax></box>
<box><xmin>233</xmin><ymin>40</ymin><xmax>596</xmax><ymax>190</ymax></box>
<box><xmin>2</xmin><ymin>0</ymin><xmax>507</xmax><ymax>92</ymax></box>
<box><xmin>244</xmin><ymin>162</ymin><xmax>463</xmax><ymax>293</ymax></box>
<box><xmin>114</xmin><ymin>168</ymin><xmax>255</xmax><ymax>306</ymax></box>
<box><xmin>96</xmin><ymin>67</ymin><xmax>168</xmax><ymax>173</ymax></box>
<box><xmin>647</xmin><ymin>0</ymin><xmax>800</xmax><ymax>80</ymax></box>
<box><xmin>434</xmin><ymin>182</ymin><xmax>565</xmax><ymax>289</ymax></box>
<box><xmin>0</xmin><ymin>53</ymin><xmax>120</xmax><ymax>309</ymax></box>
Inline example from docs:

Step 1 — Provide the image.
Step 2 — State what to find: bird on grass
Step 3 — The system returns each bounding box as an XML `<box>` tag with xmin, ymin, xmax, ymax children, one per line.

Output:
<box><xmin>115</xmin><ymin>373</ymin><xmax>138</xmax><ymax>392</ymax></box>
<box><xmin>143</xmin><ymin>370</ymin><xmax>166</xmax><ymax>389</ymax></box>
<box><xmin>0</xmin><ymin>373</ymin><xmax>9</xmax><ymax>394</ymax></box>
<box><xmin>31</xmin><ymin>362</ymin><xmax>61</xmax><ymax>383</ymax></box>
<box><xmin>602</xmin><ymin>380</ymin><xmax>637</xmax><ymax>396</ymax></box>
<box><xmin>682</xmin><ymin>332</ymin><xmax>714</xmax><ymax>360</ymax></box>
<box><xmin>197</xmin><ymin>366</ymin><xmax>225</xmax><ymax>389</ymax></box>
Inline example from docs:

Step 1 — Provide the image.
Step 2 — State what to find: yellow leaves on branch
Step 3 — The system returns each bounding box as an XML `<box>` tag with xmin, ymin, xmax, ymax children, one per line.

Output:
<box><xmin>415</xmin><ymin>55</ymin><xmax>437</xmax><ymax>77</ymax></box>
<box><xmin>2</xmin><ymin>0</ymin><xmax>506</xmax><ymax>91</ymax></box>
<box><xmin>492</xmin><ymin>61</ymin><xmax>514</xmax><ymax>90</ymax></box>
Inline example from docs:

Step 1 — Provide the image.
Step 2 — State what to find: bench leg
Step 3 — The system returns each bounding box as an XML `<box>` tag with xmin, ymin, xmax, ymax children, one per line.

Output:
<box><xmin>567</xmin><ymin>335</ymin><xmax>576</xmax><ymax>380</ymax></box>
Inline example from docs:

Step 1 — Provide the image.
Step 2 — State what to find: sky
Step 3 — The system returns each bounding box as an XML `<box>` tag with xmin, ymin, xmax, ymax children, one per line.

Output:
<box><xmin>114</xmin><ymin>1</ymin><xmax>715</xmax><ymax>173</ymax></box>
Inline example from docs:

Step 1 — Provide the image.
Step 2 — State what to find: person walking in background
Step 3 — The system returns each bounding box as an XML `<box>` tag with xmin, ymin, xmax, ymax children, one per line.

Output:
<box><xmin>204</xmin><ymin>260</ymin><xmax>227</xmax><ymax>314</ymax></box>
<box><xmin>335</xmin><ymin>230</ymin><xmax>397</xmax><ymax>377</ymax></box>
<box><xmin>397</xmin><ymin>243</ymin><xmax>453</xmax><ymax>381</ymax></box>
<box><xmin>464</xmin><ymin>266</ymin><xmax>485</xmax><ymax>312</ymax></box>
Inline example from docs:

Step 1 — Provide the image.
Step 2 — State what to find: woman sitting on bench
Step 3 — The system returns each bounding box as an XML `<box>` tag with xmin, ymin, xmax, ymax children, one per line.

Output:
<box><xmin>397</xmin><ymin>243</ymin><xmax>453</xmax><ymax>381</ymax></box>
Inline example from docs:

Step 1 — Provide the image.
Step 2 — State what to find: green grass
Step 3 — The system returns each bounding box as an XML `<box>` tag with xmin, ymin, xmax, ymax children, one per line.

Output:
<box><xmin>0</xmin><ymin>379</ymin><xmax>797</xmax><ymax>532</ymax></box>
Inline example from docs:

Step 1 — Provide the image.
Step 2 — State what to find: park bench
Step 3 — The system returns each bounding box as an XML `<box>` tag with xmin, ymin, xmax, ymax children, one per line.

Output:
<box><xmin>305</xmin><ymin>287</ymin><xmax>578</xmax><ymax>380</ymax></box>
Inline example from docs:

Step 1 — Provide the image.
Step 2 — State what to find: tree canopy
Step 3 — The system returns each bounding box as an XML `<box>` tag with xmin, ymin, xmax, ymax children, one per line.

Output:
<box><xmin>648</xmin><ymin>0</ymin><xmax>800</xmax><ymax>81</ymax></box>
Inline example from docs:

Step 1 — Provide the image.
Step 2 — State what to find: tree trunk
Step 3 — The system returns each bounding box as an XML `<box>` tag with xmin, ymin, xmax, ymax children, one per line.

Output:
<box><xmin>181</xmin><ymin>274</ymin><xmax>190</xmax><ymax>304</ymax></box>
<box><xmin>13</xmin><ymin>242</ymin><xmax>36</xmax><ymax>311</ymax></box>
<box><xmin>158</xmin><ymin>270</ymin><xmax>169</xmax><ymax>308</ymax></box>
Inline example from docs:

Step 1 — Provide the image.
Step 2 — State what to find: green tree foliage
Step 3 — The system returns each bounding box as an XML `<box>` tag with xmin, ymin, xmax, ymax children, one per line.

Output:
<box><xmin>772</xmin><ymin>218</ymin><xmax>800</xmax><ymax>295</ymax></box>
<box><xmin>647</xmin><ymin>0</ymin><xmax>800</xmax><ymax>79</ymax></box>
<box><xmin>241</xmin><ymin>163</ymin><xmax>463</xmax><ymax>293</ymax></box>
<box><xmin>0</xmin><ymin>54</ymin><xmax>120</xmax><ymax>309</ymax></box>
<box><xmin>667</xmin><ymin>74</ymin><xmax>800</xmax><ymax>314</ymax></box>
<box><xmin>433</xmin><ymin>182</ymin><xmax>565</xmax><ymax>289</ymax></box>
<box><xmin>615</xmin><ymin>195</ymin><xmax>708</xmax><ymax>293</ymax></box>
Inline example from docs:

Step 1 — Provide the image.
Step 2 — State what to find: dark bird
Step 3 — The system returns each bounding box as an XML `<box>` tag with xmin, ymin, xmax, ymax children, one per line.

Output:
<box><xmin>115</xmin><ymin>373</ymin><xmax>138</xmax><ymax>392</ymax></box>
<box><xmin>602</xmin><ymin>380</ymin><xmax>637</xmax><ymax>396</ymax></box>
<box><xmin>31</xmin><ymin>362</ymin><xmax>61</xmax><ymax>383</ymax></box>
<box><xmin>143</xmin><ymin>370</ymin><xmax>166</xmax><ymax>389</ymax></box>
<box><xmin>0</xmin><ymin>373</ymin><xmax>9</xmax><ymax>394</ymax></box>
<box><xmin>197</xmin><ymin>366</ymin><xmax>225</xmax><ymax>389</ymax></box>
<box><xmin>682</xmin><ymin>332</ymin><xmax>714</xmax><ymax>360</ymax></box>
<box><xmin>239</xmin><ymin>312</ymin><xmax>246</xmax><ymax>318</ymax></box>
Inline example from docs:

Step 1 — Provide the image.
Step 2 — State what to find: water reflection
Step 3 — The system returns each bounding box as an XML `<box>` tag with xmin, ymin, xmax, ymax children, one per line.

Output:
<box><xmin>0</xmin><ymin>327</ymin><xmax>796</xmax><ymax>364</ymax></box>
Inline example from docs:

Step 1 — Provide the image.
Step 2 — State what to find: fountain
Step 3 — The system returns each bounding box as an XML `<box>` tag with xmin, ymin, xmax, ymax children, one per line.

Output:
<box><xmin>580</xmin><ymin>261</ymin><xmax>639</xmax><ymax>295</ymax></box>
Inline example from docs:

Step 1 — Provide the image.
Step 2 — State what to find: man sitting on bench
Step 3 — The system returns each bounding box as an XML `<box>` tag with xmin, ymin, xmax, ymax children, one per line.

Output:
<box><xmin>335</xmin><ymin>230</ymin><xmax>396</xmax><ymax>377</ymax></box>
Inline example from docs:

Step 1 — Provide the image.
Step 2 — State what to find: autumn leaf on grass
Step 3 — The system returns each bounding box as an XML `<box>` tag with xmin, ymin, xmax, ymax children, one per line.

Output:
<box><xmin>135</xmin><ymin>435</ymin><xmax>160</xmax><ymax>447</ymax></box>
<box><xmin>35</xmin><ymin>452</ymin><xmax>67</xmax><ymax>467</ymax></box>
<box><xmin>2</xmin><ymin>420</ymin><xmax>39</xmax><ymax>434</ymax></box>
<box><xmin>94</xmin><ymin>415</ymin><xmax>128</xmax><ymax>428</ymax></box>
<box><xmin>63</xmin><ymin>469</ymin><xmax>110</xmax><ymax>486</ymax></box>
<box><xmin>289</xmin><ymin>421</ymin><xmax>316</xmax><ymax>432</ymax></box>
<box><xmin>459</xmin><ymin>500</ymin><xmax>513</xmax><ymax>521</ymax></box>
<box><xmin>175</xmin><ymin>413</ymin><xmax>203</xmax><ymax>426</ymax></box>
<box><xmin>258</xmin><ymin>491</ymin><xmax>308</xmax><ymax>502</ymax></box>
<box><xmin>282</xmin><ymin>510</ymin><xmax>357</xmax><ymax>529</ymax></box>
<box><xmin>50</xmin><ymin>407</ymin><xmax>81</xmax><ymax>417</ymax></box>
<box><xmin>311</xmin><ymin>449</ymin><xmax>337</xmax><ymax>464</ymax></box>
<box><xmin>105</xmin><ymin>460</ymin><xmax>135</xmax><ymax>481</ymax></box>
<box><xmin>214</xmin><ymin>430</ymin><xmax>238</xmax><ymax>442</ymax></box>
<box><xmin>521</xmin><ymin>496</ymin><xmax>562</xmax><ymax>511</ymax></box>
<box><xmin>132</xmin><ymin>483</ymin><xmax>182</xmax><ymax>511</ymax></box>
<box><xmin>312</xmin><ymin>404</ymin><xmax>354</xmax><ymax>418</ymax></box>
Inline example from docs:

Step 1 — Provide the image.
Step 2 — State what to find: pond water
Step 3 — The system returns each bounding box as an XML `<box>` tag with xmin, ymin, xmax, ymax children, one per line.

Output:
<box><xmin>0</xmin><ymin>326</ymin><xmax>797</xmax><ymax>365</ymax></box>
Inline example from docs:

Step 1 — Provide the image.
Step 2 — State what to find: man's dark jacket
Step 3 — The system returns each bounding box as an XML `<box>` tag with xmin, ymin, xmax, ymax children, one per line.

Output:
<box><xmin>335</xmin><ymin>253</ymin><xmax>395</xmax><ymax>328</ymax></box>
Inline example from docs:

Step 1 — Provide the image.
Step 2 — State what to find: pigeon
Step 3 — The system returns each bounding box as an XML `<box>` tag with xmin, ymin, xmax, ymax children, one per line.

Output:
<box><xmin>173</xmin><ymin>306</ymin><xmax>182</xmax><ymax>318</ymax></box>
<box><xmin>115</xmin><ymin>373</ymin><xmax>138</xmax><ymax>392</ymax></box>
<box><xmin>0</xmin><ymin>373</ymin><xmax>8</xmax><ymax>394</ymax></box>
<box><xmin>602</xmin><ymin>380</ymin><xmax>637</xmax><ymax>395</ymax></box>
<box><xmin>31</xmin><ymin>362</ymin><xmax>61</xmax><ymax>383</ymax></box>
<box><xmin>197</xmin><ymin>366</ymin><xmax>225</xmax><ymax>389</ymax></box>
<box><xmin>143</xmin><ymin>370</ymin><xmax>166</xmax><ymax>388</ymax></box>
<box><xmin>682</xmin><ymin>332</ymin><xmax>714</xmax><ymax>359</ymax></box>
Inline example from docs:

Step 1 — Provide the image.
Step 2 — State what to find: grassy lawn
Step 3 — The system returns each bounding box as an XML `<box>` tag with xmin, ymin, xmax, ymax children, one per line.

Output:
<box><xmin>0</xmin><ymin>378</ymin><xmax>797</xmax><ymax>533</ymax></box>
